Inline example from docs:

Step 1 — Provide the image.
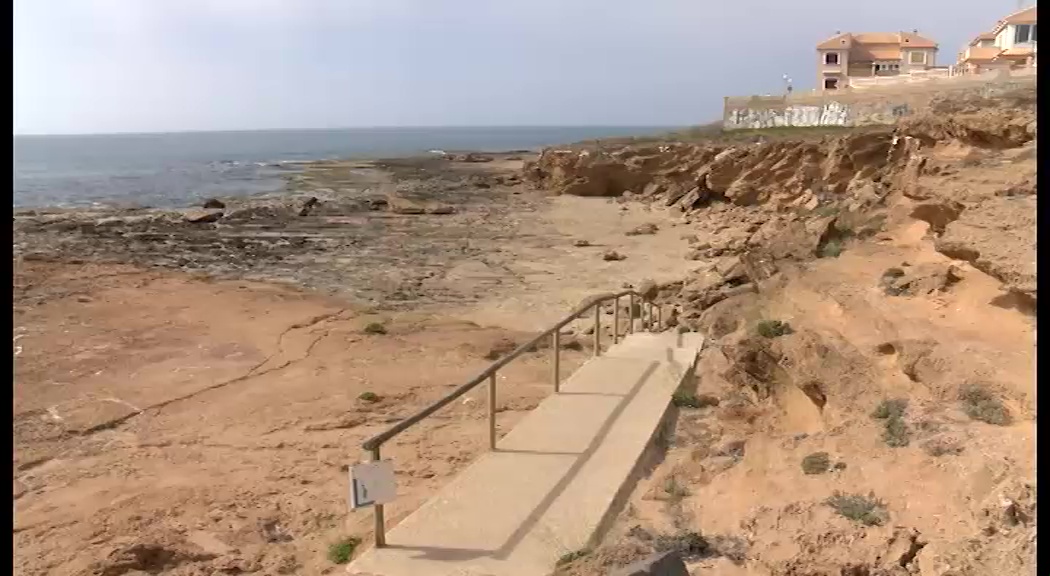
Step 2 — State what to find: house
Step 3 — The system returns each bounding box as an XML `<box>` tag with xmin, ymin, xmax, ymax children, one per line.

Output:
<box><xmin>956</xmin><ymin>5</ymin><xmax>1037</xmax><ymax>74</ymax></box>
<box><xmin>816</xmin><ymin>30</ymin><xmax>939</xmax><ymax>90</ymax></box>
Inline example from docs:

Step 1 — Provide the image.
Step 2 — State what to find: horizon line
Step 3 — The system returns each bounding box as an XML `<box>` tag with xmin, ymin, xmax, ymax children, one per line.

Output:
<box><xmin>13</xmin><ymin>124</ymin><xmax>688</xmax><ymax>138</ymax></box>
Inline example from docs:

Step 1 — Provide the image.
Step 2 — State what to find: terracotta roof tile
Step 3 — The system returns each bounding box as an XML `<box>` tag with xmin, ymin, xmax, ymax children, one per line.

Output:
<box><xmin>898</xmin><ymin>32</ymin><xmax>938</xmax><ymax>48</ymax></box>
<box><xmin>817</xmin><ymin>31</ymin><xmax>938</xmax><ymax>54</ymax></box>
<box><xmin>853</xmin><ymin>45</ymin><xmax>903</xmax><ymax>61</ymax></box>
<box><xmin>817</xmin><ymin>33</ymin><xmax>852</xmax><ymax>50</ymax></box>
<box><xmin>993</xmin><ymin>6</ymin><xmax>1037</xmax><ymax>34</ymax></box>
<box><xmin>1004</xmin><ymin>6</ymin><xmax>1037</xmax><ymax>25</ymax></box>
<box><xmin>852</xmin><ymin>32</ymin><xmax>902</xmax><ymax>44</ymax></box>
<box><xmin>962</xmin><ymin>46</ymin><xmax>1004</xmax><ymax>62</ymax></box>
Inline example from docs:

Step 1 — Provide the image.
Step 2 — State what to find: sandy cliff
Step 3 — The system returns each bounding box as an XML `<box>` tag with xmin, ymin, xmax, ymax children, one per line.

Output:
<box><xmin>528</xmin><ymin>88</ymin><xmax>1036</xmax><ymax>576</ymax></box>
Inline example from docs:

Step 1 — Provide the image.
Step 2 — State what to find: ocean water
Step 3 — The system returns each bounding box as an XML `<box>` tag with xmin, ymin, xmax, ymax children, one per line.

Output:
<box><xmin>13</xmin><ymin>126</ymin><xmax>671</xmax><ymax>209</ymax></box>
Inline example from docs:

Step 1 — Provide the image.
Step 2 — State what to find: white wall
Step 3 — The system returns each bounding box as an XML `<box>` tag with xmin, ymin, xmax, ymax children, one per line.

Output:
<box><xmin>996</xmin><ymin>23</ymin><xmax>1038</xmax><ymax>50</ymax></box>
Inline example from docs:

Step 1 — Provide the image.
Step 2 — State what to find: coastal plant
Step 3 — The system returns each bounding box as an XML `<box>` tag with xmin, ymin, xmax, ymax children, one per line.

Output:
<box><xmin>555</xmin><ymin>548</ymin><xmax>591</xmax><ymax>566</ymax></box>
<box><xmin>327</xmin><ymin>537</ymin><xmax>360</xmax><ymax>564</ymax></box>
<box><xmin>801</xmin><ymin>451</ymin><xmax>831</xmax><ymax>475</ymax></box>
<box><xmin>872</xmin><ymin>398</ymin><xmax>908</xmax><ymax>420</ymax></box>
<box><xmin>358</xmin><ymin>391</ymin><xmax>380</xmax><ymax>403</ymax></box>
<box><xmin>363</xmin><ymin>322</ymin><xmax>387</xmax><ymax>335</ymax></box>
<box><xmin>959</xmin><ymin>383</ymin><xmax>1012</xmax><ymax>425</ymax></box>
<box><xmin>825</xmin><ymin>491</ymin><xmax>889</xmax><ymax>526</ymax></box>
<box><xmin>872</xmin><ymin>398</ymin><xmax>911</xmax><ymax>447</ymax></box>
<box><xmin>672</xmin><ymin>391</ymin><xmax>702</xmax><ymax>408</ymax></box>
<box><xmin>652</xmin><ymin>530</ymin><xmax>709</xmax><ymax>558</ymax></box>
<box><xmin>663</xmin><ymin>475</ymin><xmax>691</xmax><ymax>501</ymax></box>
<box><xmin>756</xmin><ymin>319</ymin><xmax>793</xmax><ymax>339</ymax></box>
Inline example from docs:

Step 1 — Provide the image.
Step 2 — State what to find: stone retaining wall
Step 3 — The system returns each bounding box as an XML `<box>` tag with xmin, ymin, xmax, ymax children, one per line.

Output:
<box><xmin>722</xmin><ymin>70</ymin><xmax>1036</xmax><ymax>131</ymax></box>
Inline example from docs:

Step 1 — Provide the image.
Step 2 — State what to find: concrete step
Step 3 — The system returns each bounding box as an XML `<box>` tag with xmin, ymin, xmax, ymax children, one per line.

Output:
<box><xmin>608</xmin><ymin>331</ymin><xmax>706</xmax><ymax>353</ymax></box>
<box><xmin>347</xmin><ymin>331</ymin><xmax>706</xmax><ymax>576</ymax></box>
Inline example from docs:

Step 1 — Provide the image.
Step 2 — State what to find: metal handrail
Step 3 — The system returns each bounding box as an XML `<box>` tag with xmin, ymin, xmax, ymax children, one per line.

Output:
<box><xmin>360</xmin><ymin>288</ymin><xmax>664</xmax><ymax>547</ymax></box>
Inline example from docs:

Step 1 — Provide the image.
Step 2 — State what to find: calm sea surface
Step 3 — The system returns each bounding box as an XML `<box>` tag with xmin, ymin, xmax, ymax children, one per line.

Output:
<box><xmin>13</xmin><ymin>126</ymin><xmax>670</xmax><ymax>209</ymax></box>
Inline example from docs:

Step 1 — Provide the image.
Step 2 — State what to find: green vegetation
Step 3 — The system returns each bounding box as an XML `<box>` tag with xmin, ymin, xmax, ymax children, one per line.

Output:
<box><xmin>327</xmin><ymin>537</ymin><xmax>360</xmax><ymax>564</ymax></box>
<box><xmin>756</xmin><ymin>319</ymin><xmax>794</xmax><ymax>339</ymax></box>
<box><xmin>555</xmin><ymin>548</ymin><xmax>591</xmax><ymax>566</ymax></box>
<box><xmin>653</xmin><ymin>530</ymin><xmax>709</xmax><ymax>557</ymax></box>
<box><xmin>358</xmin><ymin>391</ymin><xmax>380</xmax><ymax>403</ymax></box>
<box><xmin>663</xmin><ymin>475</ymin><xmax>691</xmax><ymax>501</ymax></box>
<box><xmin>959</xmin><ymin>383</ymin><xmax>1013</xmax><ymax>426</ymax></box>
<box><xmin>872</xmin><ymin>398</ymin><xmax>911</xmax><ymax>447</ymax></box>
<box><xmin>571</xmin><ymin>123</ymin><xmax>861</xmax><ymax>149</ymax></box>
<box><xmin>672</xmin><ymin>391</ymin><xmax>720</xmax><ymax>409</ymax></box>
<box><xmin>363</xmin><ymin>322</ymin><xmax>387</xmax><ymax>335</ymax></box>
<box><xmin>824</xmin><ymin>492</ymin><xmax>889</xmax><ymax>526</ymax></box>
<box><xmin>801</xmin><ymin>452</ymin><xmax>831</xmax><ymax>475</ymax></box>
<box><xmin>872</xmin><ymin>398</ymin><xmax>908</xmax><ymax>420</ymax></box>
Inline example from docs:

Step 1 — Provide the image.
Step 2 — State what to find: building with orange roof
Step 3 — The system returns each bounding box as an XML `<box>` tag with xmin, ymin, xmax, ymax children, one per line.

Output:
<box><xmin>956</xmin><ymin>5</ymin><xmax>1037</xmax><ymax>74</ymax></box>
<box><xmin>816</xmin><ymin>30</ymin><xmax>939</xmax><ymax>90</ymax></box>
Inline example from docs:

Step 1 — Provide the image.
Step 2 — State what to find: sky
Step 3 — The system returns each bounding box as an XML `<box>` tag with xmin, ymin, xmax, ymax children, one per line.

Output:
<box><xmin>13</xmin><ymin>0</ymin><xmax>1027</xmax><ymax>135</ymax></box>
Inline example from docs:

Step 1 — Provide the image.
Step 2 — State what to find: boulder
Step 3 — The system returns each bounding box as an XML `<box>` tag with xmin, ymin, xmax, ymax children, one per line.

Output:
<box><xmin>625</xmin><ymin>223</ymin><xmax>659</xmax><ymax>236</ymax></box>
<box><xmin>610</xmin><ymin>550</ymin><xmax>688</xmax><ymax>576</ymax></box>
<box><xmin>182</xmin><ymin>209</ymin><xmax>223</xmax><ymax>224</ymax></box>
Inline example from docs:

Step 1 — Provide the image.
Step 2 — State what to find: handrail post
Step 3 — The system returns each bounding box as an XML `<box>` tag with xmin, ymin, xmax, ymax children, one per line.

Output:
<box><xmin>627</xmin><ymin>294</ymin><xmax>635</xmax><ymax>334</ymax></box>
<box><xmin>612</xmin><ymin>296</ymin><xmax>620</xmax><ymax>344</ymax></box>
<box><xmin>593</xmin><ymin>304</ymin><xmax>601</xmax><ymax>356</ymax></box>
<box><xmin>656</xmin><ymin>305</ymin><xmax>662</xmax><ymax>332</ymax></box>
<box><xmin>370</xmin><ymin>446</ymin><xmax>386</xmax><ymax>548</ymax></box>
<box><xmin>551</xmin><ymin>331</ymin><xmax>560</xmax><ymax>393</ymax></box>
<box><xmin>488</xmin><ymin>373</ymin><xmax>497</xmax><ymax>450</ymax></box>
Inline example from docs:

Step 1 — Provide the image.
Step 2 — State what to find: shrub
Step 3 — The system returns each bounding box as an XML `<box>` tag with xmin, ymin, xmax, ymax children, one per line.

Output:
<box><xmin>872</xmin><ymin>398</ymin><xmax>908</xmax><ymax>420</ymax></box>
<box><xmin>882</xmin><ymin>416</ymin><xmax>911</xmax><ymax>447</ymax></box>
<box><xmin>363</xmin><ymin>322</ymin><xmax>387</xmax><ymax>335</ymax></box>
<box><xmin>801</xmin><ymin>452</ymin><xmax>831</xmax><ymax>475</ymax></box>
<box><xmin>663</xmin><ymin>475</ymin><xmax>690</xmax><ymax>501</ymax></box>
<box><xmin>327</xmin><ymin>537</ymin><xmax>360</xmax><ymax>564</ymax></box>
<box><xmin>672</xmin><ymin>391</ymin><xmax>701</xmax><ymax>408</ymax></box>
<box><xmin>872</xmin><ymin>398</ymin><xmax>911</xmax><ymax>447</ymax></box>
<box><xmin>923</xmin><ymin>436</ymin><xmax>964</xmax><ymax>457</ymax></box>
<box><xmin>555</xmin><ymin>548</ymin><xmax>590</xmax><ymax>566</ymax></box>
<box><xmin>959</xmin><ymin>383</ymin><xmax>1012</xmax><ymax>426</ymax></box>
<box><xmin>653</xmin><ymin>530</ymin><xmax>709</xmax><ymax>558</ymax></box>
<box><xmin>756</xmin><ymin>319</ymin><xmax>793</xmax><ymax>339</ymax></box>
<box><xmin>824</xmin><ymin>492</ymin><xmax>889</xmax><ymax>526</ymax></box>
<box><xmin>358</xmin><ymin>391</ymin><xmax>380</xmax><ymax>403</ymax></box>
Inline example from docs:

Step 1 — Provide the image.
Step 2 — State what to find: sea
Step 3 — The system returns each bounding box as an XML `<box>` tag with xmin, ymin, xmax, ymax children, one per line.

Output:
<box><xmin>13</xmin><ymin>126</ymin><xmax>671</xmax><ymax>209</ymax></box>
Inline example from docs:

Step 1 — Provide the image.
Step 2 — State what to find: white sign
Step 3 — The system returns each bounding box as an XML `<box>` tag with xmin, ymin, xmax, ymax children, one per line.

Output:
<box><xmin>349</xmin><ymin>460</ymin><xmax>397</xmax><ymax>509</ymax></box>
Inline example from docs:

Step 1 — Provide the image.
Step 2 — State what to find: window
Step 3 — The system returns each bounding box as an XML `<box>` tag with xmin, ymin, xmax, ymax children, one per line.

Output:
<box><xmin>1033</xmin><ymin>25</ymin><xmax>1038</xmax><ymax>42</ymax></box>
<box><xmin>825</xmin><ymin>52</ymin><xmax>839</xmax><ymax>65</ymax></box>
<box><xmin>824</xmin><ymin>78</ymin><xmax>839</xmax><ymax>90</ymax></box>
<box><xmin>909</xmin><ymin>51</ymin><xmax>926</xmax><ymax>64</ymax></box>
<box><xmin>1016</xmin><ymin>24</ymin><xmax>1031</xmax><ymax>44</ymax></box>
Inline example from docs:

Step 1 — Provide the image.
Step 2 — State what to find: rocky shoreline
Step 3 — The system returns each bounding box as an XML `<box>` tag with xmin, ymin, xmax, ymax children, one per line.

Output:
<box><xmin>14</xmin><ymin>152</ymin><xmax>538</xmax><ymax>309</ymax></box>
<box><xmin>13</xmin><ymin>85</ymin><xmax>1037</xmax><ymax>576</ymax></box>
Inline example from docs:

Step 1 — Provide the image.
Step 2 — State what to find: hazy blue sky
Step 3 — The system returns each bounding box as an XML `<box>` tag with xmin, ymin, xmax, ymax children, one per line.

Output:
<box><xmin>14</xmin><ymin>0</ymin><xmax>1025</xmax><ymax>134</ymax></box>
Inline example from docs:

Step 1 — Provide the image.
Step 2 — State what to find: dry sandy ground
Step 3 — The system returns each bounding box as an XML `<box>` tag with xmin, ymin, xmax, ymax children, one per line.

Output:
<box><xmin>554</xmin><ymin>158</ymin><xmax>1036</xmax><ymax>575</ymax></box>
<box><xmin>13</xmin><ymin>190</ymin><xmax>696</xmax><ymax>575</ymax></box>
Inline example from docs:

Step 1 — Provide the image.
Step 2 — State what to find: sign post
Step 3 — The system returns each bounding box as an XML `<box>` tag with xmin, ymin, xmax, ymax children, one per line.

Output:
<box><xmin>349</xmin><ymin>459</ymin><xmax>397</xmax><ymax>510</ymax></box>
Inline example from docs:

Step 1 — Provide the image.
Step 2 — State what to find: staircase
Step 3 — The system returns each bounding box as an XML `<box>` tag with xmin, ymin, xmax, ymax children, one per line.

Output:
<box><xmin>347</xmin><ymin>330</ymin><xmax>705</xmax><ymax>576</ymax></box>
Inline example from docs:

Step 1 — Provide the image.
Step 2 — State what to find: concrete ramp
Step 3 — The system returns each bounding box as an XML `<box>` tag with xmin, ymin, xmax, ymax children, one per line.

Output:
<box><xmin>348</xmin><ymin>331</ymin><xmax>705</xmax><ymax>576</ymax></box>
